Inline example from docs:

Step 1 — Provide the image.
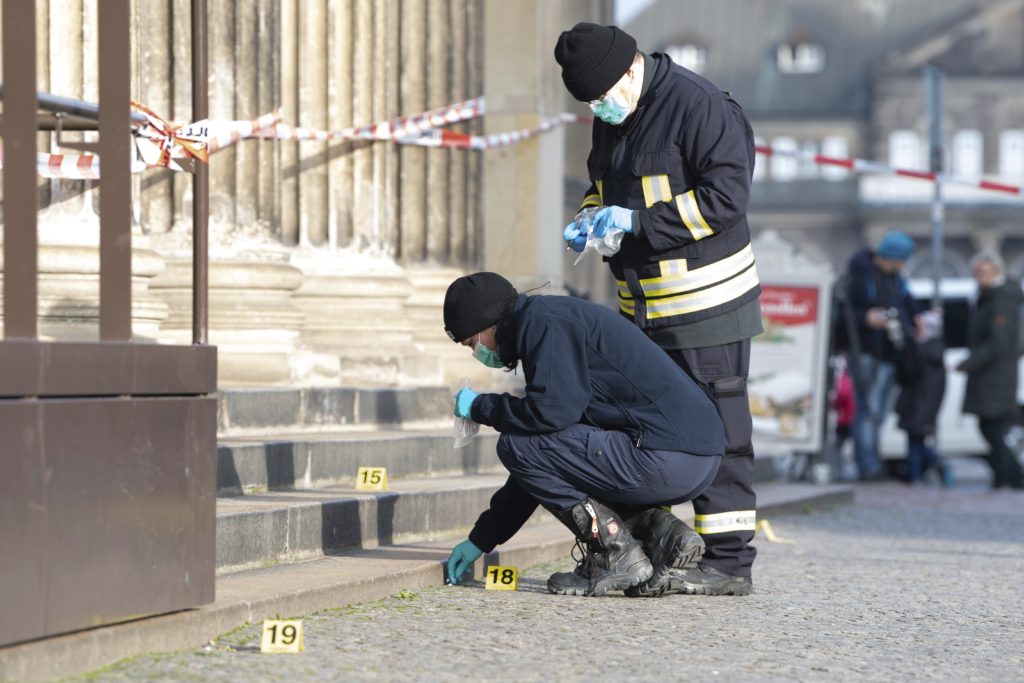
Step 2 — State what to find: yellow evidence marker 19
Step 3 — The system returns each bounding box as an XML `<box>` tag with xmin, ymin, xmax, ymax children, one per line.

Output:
<box><xmin>260</xmin><ymin>620</ymin><xmax>304</xmax><ymax>654</ymax></box>
<box><xmin>355</xmin><ymin>467</ymin><xmax>388</xmax><ymax>491</ymax></box>
<box><xmin>484</xmin><ymin>565</ymin><xmax>518</xmax><ymax>591</ymax></box>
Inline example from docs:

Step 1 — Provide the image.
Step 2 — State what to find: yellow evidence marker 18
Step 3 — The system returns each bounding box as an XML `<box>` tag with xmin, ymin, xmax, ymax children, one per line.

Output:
<box><xmin>355</xmin><ymin>467</ymin><xmax>388</xmax><ymax>491</ymax></box>
<box><xmin>260</xmin><ymin>620</ymin><xmax>304</xmax><ymax>654</ymax></box>
<box><xmin>484</xmin><ymin>565</ymin><xmax>518</xmax><ymax>591</ymax></box>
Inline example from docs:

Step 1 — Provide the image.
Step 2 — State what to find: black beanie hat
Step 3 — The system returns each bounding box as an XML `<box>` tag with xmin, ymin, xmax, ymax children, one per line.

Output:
<box><xmin>554</xmin><ymin>22</ymin><xmax>638</xmax><ymax>102</ymax></box>
<box><xmin>443</xmin><ymin>272</ymin><xmax>518</xmax><ymax>342</ymax></box>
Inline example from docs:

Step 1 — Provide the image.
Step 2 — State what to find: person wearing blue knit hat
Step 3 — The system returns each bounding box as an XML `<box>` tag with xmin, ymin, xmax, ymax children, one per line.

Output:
<box><xmin>839</xmin><ymin>231</ymin><xmax>923</xmax><ymax>481</ymax></box>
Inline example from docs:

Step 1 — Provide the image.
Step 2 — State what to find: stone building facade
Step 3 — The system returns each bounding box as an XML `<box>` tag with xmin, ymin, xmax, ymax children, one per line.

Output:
<box><xmin>5</xmin><ymin>0</ymin><xmax>607</xmax><ymax>388</ymax></box>
<box><xmin>613</xmin><ymin>0</ymin><xmax>1024</xmax><ymax>288</ymax></box>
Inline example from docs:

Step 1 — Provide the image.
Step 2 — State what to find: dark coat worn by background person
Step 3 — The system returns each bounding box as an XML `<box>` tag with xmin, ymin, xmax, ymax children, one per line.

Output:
<box><xmin>846</xmin><ymin>248</ymin><xmax>920</xmax><ymax>364</ymax></box>
<box><xmin>895</xmin><ymin>335</ymin><xmax>946</xmax><ymax>437</ymax></box>
<box><xmin>961</xmin><ymin>280</ymin><xmax>1023</xmax><ymax>419</ymax></box>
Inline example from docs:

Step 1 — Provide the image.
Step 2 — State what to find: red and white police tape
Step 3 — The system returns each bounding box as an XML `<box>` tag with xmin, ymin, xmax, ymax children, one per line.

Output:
<box><xmin>755</xmin><ymin>144</ymin><xmax>1023</xmax><ymax>196</ymax></box>
<box><xmin>9</xmin><ymin>93</ymin><xmax>1024</xmax><ymax>199</ymax></box>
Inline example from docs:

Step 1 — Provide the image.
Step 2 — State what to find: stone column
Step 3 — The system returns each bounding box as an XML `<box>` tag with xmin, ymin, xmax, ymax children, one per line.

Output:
<box><xmin>256</xmin><ymin>0</ymin><xmax>280</xmax><ymax>239</ymax></box>
<box><xmin>398</xmin><ymin>0</ymin><xmax>428</xmax><ymax>263</ymax></box>
<box><xmin>279</xmin><ymin>0</ymin><xmax>300</xmax><ymax>245</ymax></box>
<box><xmin>327</xmin><ymin>2</ymin><xmax>354</xmax><ymax>249</ymax></box>
<box><xmin>137</xmin><ymin>0</ymin><xmax>173</xmax><ymax>236</ymax></box>
<box><xmin>208</xmin><ymin>0</ymin><xmax>237</xmax><ymax>229</ymax></box>
<box><xmin>347</xmin><ymin>1</ymin><xmax>374</xmax><ymax>253</ymax></box>
<box><xmin>426</xmin><ymin>0</ymin><xmax>452</xmax><ymax>263</ymax></box>
<box><xmin>235</xmin><ymin>0</ymin><xmax>260</xmax><ymax>232</ymax></box>
<box><xmin>299</xmin><ymin>0</ymin><xmax>328</xmax><ymax>246</ymax></box>
<box><xmin>448</xmin><ymin>0</ymin><xmax>469</xmax><ymax>263</ymax></box>
<box><xmin>464</xmin><ymin>0</ymin><xmax>484</xmax><ymax>264</ymax></box>
<box><xmin>482</xmin><ymin>0</ymin><xmax>567</xmax><ymax>291</ymax></box>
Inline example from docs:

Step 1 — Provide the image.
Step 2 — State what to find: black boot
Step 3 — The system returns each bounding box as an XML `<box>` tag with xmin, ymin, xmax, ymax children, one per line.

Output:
<box><xmin>546</xmin><ymin>498</ymin><xmax>652</xmax><ymax>597</ymax></box>
<box><xmin>622</xmin><ymin>508</ymin><xmax>705</xmax><ymax>598</ymax></box>
<box><xmin>675</xmin><ymin>563</ymin><xmax>753</xmax><ymax>596</ymax></box>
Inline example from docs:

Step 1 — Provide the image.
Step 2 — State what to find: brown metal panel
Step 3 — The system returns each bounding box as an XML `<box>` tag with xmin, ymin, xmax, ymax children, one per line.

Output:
<box><xmin>0</xmin><ymin>341</ymin><xmax>217</xmax><ymax>397</ymax></box>
<box><xmin>0</xmin><ymin>403</ymin><xmax>47</xmax><ymax>646</ymax></box>
<box><xmin>1</xmin><ymin>0</ymin><xmax>38</xmax><ymax>339</ymax></box>
<box><xmin>98</xmin><ymin>0</ymin><xmax>133</xmax><ymax>342</ymax></box>
<box><xmin>0</xmin><ymin>396</ymin><xmax>217</xmax><ymax>646</ymax></box>
<box><xmin>193</xmin><ymin>0</ymin><xmax>210</xmax><ymax>345</ymax></box>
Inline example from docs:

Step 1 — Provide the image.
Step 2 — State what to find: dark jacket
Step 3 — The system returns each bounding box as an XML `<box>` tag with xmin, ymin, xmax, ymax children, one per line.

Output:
<box><xmin>467</xmin><ymin>293</ymin><xmax>725</xmax><ymax>551</ymax></box>
<box><xmin>579</xmin><ymin>53</ymin><xmax>759</xmax><ymax>330</ymax></box>
<box><xmin>845</xmin><ymin>249</ymin><xmax>921</xmax><ymax>363</ymax></box>
<box><xmin>962</xmin><ymin>280</ymin><xmax>1023</xmax><ymax>419</ymax></box>
<box><xmin>895</xmin><ymin>337</ymin><xmax>946</xmax><ymax>436</ymax></box>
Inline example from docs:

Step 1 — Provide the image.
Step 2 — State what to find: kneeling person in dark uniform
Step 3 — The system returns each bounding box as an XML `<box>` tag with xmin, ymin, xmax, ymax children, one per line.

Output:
<box><xmin>443</xmin><ymin>272</ymin><xmax>725</xmax><ymax>597</ymax></box>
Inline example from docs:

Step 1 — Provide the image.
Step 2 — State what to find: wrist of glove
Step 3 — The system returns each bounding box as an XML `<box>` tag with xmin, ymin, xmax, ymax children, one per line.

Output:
<box><xmin>454</xmin><ymin>387</ymin><xmax>479</xmax><ymax>419</ymax></box>
<box><xmin>447</xmin><ymin>538</ymin><xmax>483</xmax><ymax>584</ymax></box>
<box><xmin>592</xmin><ymin>205</ymin><xmax>633</xmax><ymax>238</ymax></box>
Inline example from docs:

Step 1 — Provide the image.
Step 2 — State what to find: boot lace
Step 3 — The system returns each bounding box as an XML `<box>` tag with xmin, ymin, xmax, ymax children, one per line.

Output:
<box><xmin>570</xmin><ymin>538</ymin><xmax>596</xmax><ymax>577</ymax></box>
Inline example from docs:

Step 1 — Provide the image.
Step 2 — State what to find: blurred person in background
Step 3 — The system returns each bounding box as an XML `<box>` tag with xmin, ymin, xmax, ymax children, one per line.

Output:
<box><xmin>957</xmin><ymin>251</ymin><xmax>1024</xmax><ymax>491</ymax></box>
<box><xmin>895</xmin><ymin>310</ymin><xmax>952</xmax><ymax>487</ymax></box>
<box><xmin>843</xmin><ymin>231</ymin><xmax>922</xmax><ymax>481</ymax></box>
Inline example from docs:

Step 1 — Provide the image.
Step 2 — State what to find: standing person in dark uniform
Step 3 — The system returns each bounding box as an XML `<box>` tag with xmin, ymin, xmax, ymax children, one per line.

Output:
<box><xmin>844</xmin><ymin>231</ymin><xmax>921</xmax><ymax>481</ymax></box>
<box><xmin>441</xmin><ymin>272</ymin><xmax>725</xmax><ymax>596</ymax></box>
<box><xmin>957</xmin><ymin>252</ymin><xmax>1024</xmax><ymax>490</ymax></box>
<box><xmin>553</xmin><ymin>23</ymin><xmax>760</xmax><ymax>596</ymax></box>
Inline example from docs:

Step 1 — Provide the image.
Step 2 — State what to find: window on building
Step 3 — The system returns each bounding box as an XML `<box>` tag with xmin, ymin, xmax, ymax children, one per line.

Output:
<box><xmin>999</xmin><ymin>130</ymin><xmax>1024</xmax><ymax>179</ymax></box>
<box><xmin>664</xmin><ymin>43</ymin><xmax>707</xmax><ymax>73</ymax></box>
<box><xmin>770</xmin><ymin>136</ymin><xmax>799</xmax><ymax>181</ymax></box>
<box><xmin>951</xmin><ymin>130</ymin><xmax>983</xmax><ymax>177</ymax></box>
<box><xmin>889</xmin><ymin>130</ymin><xmax>922</xmax><ymax>169</ymax></box>
<box><xmin>777</xmin><ymin>42</ymin><xmax>825</xmax><ymax>74</ymax></box>
<box><xmin>753</xmin><ymin>137</ymin><xmax>767</xmax><ymax>182</ymax></box>
<box><xmin>820</xmin><ymin>135</ymin><xmax>849</xmax><ymax>180</ymax></box>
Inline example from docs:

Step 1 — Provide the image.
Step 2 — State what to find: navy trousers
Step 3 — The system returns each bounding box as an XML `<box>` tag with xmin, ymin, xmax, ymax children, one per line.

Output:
<box><xmin>668</xmin><ymin>339</ymin><xmax>758</xmax><ymax>577</ymax></box>
<box><xmin>495</xmin><ymin>423</ymin><xmax>721</xmax><ymax>512</ymax></box>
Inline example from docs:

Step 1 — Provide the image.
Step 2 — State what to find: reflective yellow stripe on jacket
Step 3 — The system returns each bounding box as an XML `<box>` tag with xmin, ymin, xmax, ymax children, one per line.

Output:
<box><xmin>616</xmin><ymin>243</ymin><xmax>759</xmax><ymax>319</ymax></box>
<box><xmin>694</xmin><ymin>510</ymin><xmax>757</xmax><ymax>535</ymax></box>
<box><xmin>579</xmin><ymin>180</ymin><xmax>605</xmax><ymax>211</ymax></box>
<box><xmin>640</xmin><ymin>176</ymin><xmax>714</xmax><ymax>242</ymax></box>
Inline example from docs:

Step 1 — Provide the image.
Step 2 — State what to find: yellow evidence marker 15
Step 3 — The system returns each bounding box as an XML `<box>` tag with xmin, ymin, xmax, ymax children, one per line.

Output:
<box><xmin>484</xmin><ymin>565</ymin><xmax>518</xmax><ymax>591</ymax></box>
<box><xmin>260</xmin><ymin>620</ymin><xmax>304</xmax><ymax>654</ymax></box>
<box><xmin>355</xmin><ymin>467</ymin><xmax>388</xmax><ymax>491</ymax></box>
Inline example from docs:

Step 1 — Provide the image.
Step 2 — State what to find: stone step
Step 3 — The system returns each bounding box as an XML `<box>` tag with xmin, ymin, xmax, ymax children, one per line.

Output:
<box><xmin>1</xmin><ymin>482</ymin><xmax>856</xmax><ymax>683</ymax></box>
<box><xmin>215</xmin><ymin>454</ymin><xmax>785</xmax><ymax>575</ymax></box>
<box><xmin>217</xmin><ymin>428</ymin><xmax>502</xmax><ymax>495</ymax></box>
<box><xmin>217</xmin><ymin>386</ymin><xmax>458</xmax><ymax>436</ymax></box>
<box><xmin>216</xmin><ymin>473</ymin><xmax>527</xmax><ymax>575</ymax></box>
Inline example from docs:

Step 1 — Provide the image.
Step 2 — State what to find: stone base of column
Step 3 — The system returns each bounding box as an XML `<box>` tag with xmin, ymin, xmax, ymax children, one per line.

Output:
<box><xmin>291</xmin><ymin>256</ymin><xmax>441</xmax><ymax>387</ymax></box>
<box><xmin>0</xmin><ymin>241</ymin><xmax>169</xmax><ymax>341</ymax></box>
<box><xmin>405</xmin><ymin>267</ymin><xmax>523</xmax><ymax>394</ymax></box>
<box><xmin>148</xmin><ymin>256</ymin><xmax>305</xmax><ymax>386</ymax></box>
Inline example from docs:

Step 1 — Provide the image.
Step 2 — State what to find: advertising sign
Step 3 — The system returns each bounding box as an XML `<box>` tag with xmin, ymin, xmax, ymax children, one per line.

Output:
<box><xmin>749</xmin><ymin>281</ymin><xmax>832</xmax><ymax>454</ymax></box>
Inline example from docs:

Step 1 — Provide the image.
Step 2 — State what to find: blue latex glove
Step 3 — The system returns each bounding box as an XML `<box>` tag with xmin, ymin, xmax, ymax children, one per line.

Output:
<box><xmin>447</xmin><ymin>538</ymin><xmax>483</xmax><ymax>584</ymax></box>
<box><xmin>562</xmin><ymin>223</ymin><xmax>588</xmax><ymax>253</ymax></box>
<box><xmin>454</xmin><ymin>387</ymin><xmax>479</xmax><ymax>419</ymax></box>
<box><xmin>591</xmin><ymin>206</ymin><xmax>634</xmax><ymax>238</ymax></box>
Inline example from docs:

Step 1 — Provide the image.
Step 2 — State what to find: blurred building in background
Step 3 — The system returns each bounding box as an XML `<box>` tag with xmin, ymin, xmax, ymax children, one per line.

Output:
<box><xmin>566</xmin><ymin>0</ymin><xmax>1024</xmax><ymax>293</ymax></box>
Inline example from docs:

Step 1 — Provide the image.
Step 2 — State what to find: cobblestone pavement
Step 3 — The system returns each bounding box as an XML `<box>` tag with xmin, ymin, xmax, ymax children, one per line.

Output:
<box><xmin>68</xmin><ymin>483</ymin><xmax>1024</xmax><ymax>683</ymax></box>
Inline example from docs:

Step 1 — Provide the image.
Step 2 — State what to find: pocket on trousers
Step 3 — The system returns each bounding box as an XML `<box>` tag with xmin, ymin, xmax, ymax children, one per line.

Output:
<box><xmin>710</xmin><ymin>375</ymin><xmax>753</xmax><ymax>455</ymax></box>
<box><xmin>586</xmin><ymin>430</ymin><xmax>642</xmax><ymax>492</ymax></box>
